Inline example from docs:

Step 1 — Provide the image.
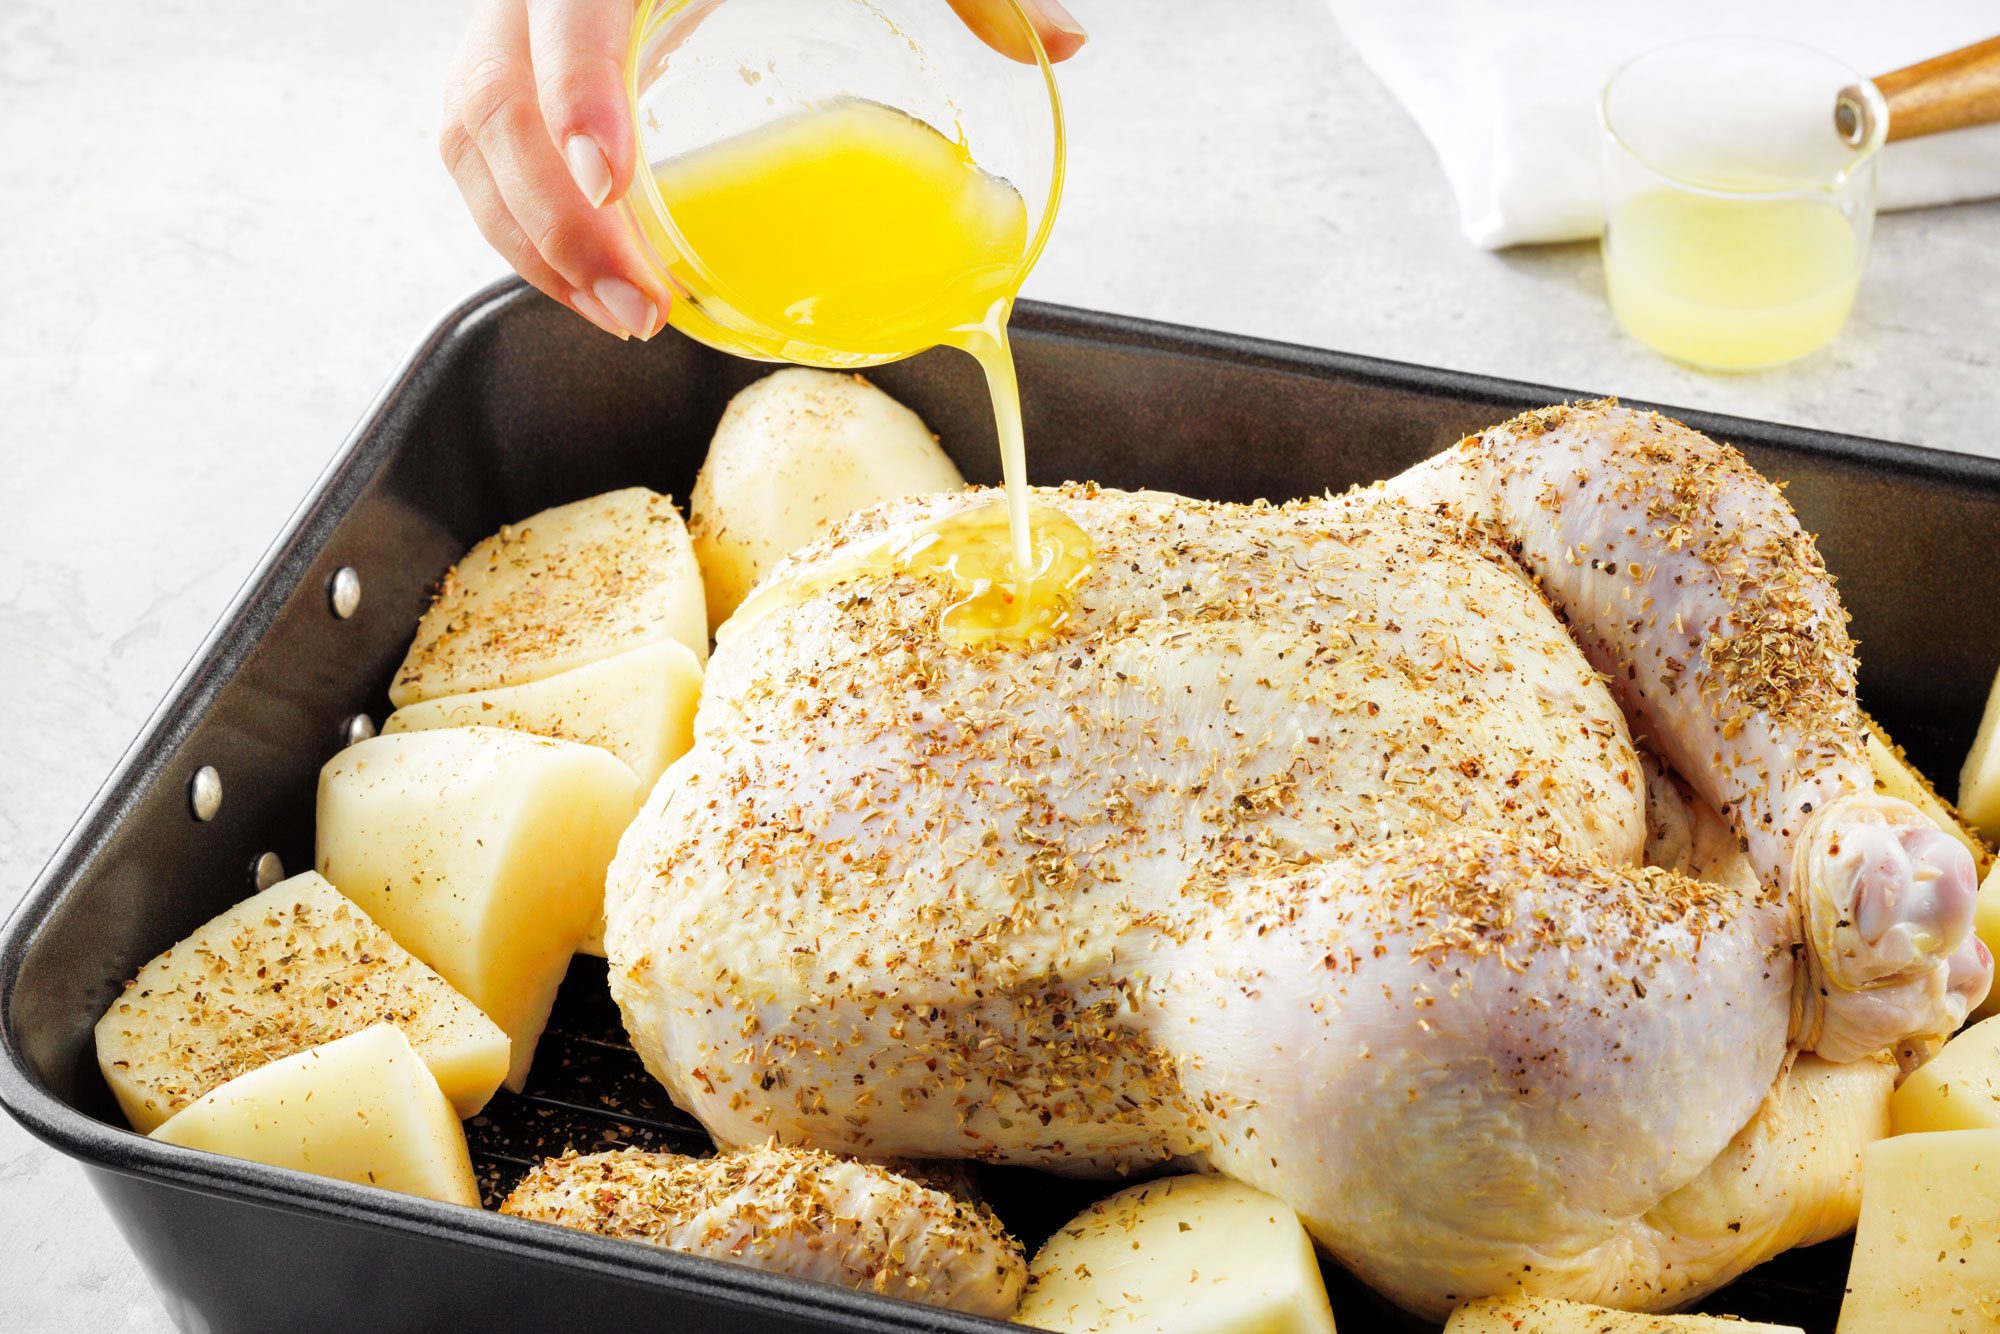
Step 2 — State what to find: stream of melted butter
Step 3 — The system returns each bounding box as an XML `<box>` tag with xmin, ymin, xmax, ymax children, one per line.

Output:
<box><xmin>717</xmin><ymin>501</ymin><xmax>1092</xmax><ymax>649</ymax></box>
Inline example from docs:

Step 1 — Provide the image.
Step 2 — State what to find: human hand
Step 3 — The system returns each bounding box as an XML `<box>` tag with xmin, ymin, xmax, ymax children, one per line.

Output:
<box><xmin>440</xmin><ymin>0</ymin><xmax>1086</xmax><ymax>340</ymax></box>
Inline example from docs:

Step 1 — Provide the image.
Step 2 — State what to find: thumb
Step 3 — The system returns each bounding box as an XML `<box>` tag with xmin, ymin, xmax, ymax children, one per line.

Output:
<box><xmin>946</xmin><ymin>0</ymin><xmax>1088</xmax><ymax>65</ymax></box>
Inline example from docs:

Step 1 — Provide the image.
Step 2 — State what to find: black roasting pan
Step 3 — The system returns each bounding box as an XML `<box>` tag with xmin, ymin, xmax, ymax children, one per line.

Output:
<box><xmin>3</xmin><ymin>278</ymin><xmax>1997</xmax><ymax>1334</ymax></box>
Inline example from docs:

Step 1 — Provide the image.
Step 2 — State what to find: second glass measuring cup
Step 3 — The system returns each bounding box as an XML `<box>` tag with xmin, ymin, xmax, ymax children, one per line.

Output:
<box><xmin>1600</xmin><ymin>37</ymin><xmax>1887</xmax><ymax>372</ymax></box>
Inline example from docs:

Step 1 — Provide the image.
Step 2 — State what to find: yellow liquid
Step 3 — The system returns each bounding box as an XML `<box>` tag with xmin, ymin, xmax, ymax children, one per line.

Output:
<box><xmin>1604</xmin><ymin>189</ymin><xmax>1860</xmax><ymax>371</ymax></box>
<box><xmin>719</xmin><ymin>503</ymin><xmax>1092</xmax><ymax>649</ymax></box>
<box><xmin>644</xmin><ymin>97</ymin><xmax>1088</xmax><ymax>641</ymax></box>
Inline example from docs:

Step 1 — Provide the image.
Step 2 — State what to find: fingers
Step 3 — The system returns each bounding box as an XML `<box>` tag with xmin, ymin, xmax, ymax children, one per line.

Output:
<box><xmin>946</xmin><ymin>0</ymin><xmax>1088</xmax><ymax>64</ymax></box>
<box><xmin>443</xmin><ymin>0</ymin><xmax>1081</xmax><ymax>342</ymax></box>
<box><xmin>526</xmin><ymin>0</ymin><xmax>636</xmax><ymax>207</ymax></box>
<box><xmin>444</xmin><ymin>0</ymin><xmax>670</xmax><ymax>339</ymax></box>
<box><xmin>441</xmin><ymin>114</ymin><xmax>630</xmax><ymax>340</ymax></box>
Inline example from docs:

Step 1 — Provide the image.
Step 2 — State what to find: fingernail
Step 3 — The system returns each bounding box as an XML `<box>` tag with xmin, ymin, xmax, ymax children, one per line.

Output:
<box><xmin>1036</xmin><ymin>0</ymin><xmax>1086</xmax><ymax>39</ymax></box>
<box><xmin>564</xmin><ymin>134</ymin><xmax>613</xmax><ymax>208</ymax></box>
<box><xmin>570</xmin><ymin>290</ymin><xmax>629</xmax><ymax>340</ymax></box>
<box><xmin>593</xmin><ymin>276</ymin><xmax>658</xmax><ymax>338</ymax></box>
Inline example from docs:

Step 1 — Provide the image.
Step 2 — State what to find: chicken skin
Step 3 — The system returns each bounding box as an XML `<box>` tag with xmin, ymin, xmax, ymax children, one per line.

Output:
<box><xmin>604</xmin><ymin>402</ymin><xmax>1986</xmax><ymax>1317</ymax></box>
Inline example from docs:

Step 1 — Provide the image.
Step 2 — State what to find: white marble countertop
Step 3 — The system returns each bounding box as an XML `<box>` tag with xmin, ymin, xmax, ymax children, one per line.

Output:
<box><xmin>3</xmin><ymin>2</ymin><xmax>1996</xmax><ymax>1329</ymax></box>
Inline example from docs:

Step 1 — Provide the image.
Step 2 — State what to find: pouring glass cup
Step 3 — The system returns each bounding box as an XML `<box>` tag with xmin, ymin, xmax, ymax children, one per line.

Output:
<box><xmin>1599</xmin><ymin>36</ymin><xmax>1888</xmax><ymax>372</ymax></box>
<box><xmin>621</xmin><ymin>0</ymin><xmax>1065</xmax><ymax>369</ymax></box>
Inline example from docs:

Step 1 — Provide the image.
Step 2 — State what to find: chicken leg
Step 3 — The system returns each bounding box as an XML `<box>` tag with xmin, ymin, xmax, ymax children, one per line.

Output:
<box><xmin>1387</xmin><ymin>402</ymin><xmax>1990</xmax><ymax>1057</ymax></box>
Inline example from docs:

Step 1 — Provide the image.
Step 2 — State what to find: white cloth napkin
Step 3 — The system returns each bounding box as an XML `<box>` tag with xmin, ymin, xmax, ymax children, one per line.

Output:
<box><xmin>1324</xmin><ymin>1</ymin><xmax>2000</xmax><ymax>248</ymax></box>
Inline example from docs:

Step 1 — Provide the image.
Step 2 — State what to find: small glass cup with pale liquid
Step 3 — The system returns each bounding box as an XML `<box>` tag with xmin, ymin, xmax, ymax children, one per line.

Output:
<box><xmin>620</xmin><ymin>0</ymin><xmax>1083</xmax><ymax>643</ymax></box>
<box><xmin>1599</xmin><ymin>37</ymin><xmax>1888</xmax><ymax>372</ymax></box>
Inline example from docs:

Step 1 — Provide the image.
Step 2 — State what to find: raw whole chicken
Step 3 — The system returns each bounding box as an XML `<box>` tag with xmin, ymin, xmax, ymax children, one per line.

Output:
<box><xmin>604</xmin><ymin>401</ymin><xmax>1988</xmax><ymax>1317</ymax></box>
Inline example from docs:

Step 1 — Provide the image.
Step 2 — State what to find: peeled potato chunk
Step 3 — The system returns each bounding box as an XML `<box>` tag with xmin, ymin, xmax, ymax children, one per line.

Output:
<box><xmin>1977</xmin><ymin>863</ymin><xmax>2000</xmax><ymax>1021</ymax></box>
<box><xmin>1893</xmin><ymin>1014</ymin><xmax>2000</xmax><ymax>1134</ymax></box>
<box><xmin>1016</xmin><ymin>1174</ymin><xmax>1337</xmax><ymax>1334</ymax></box>
<box><xmin>389</xmin><ymin>487</ymin><xmax>707</xmax><ymax>709</ymax></box>
<box><xmin>1837</xmin><ymin>1129</ymin><xmax>2000</xmax><ymax>1332</ymax></box>
<box><xmin>95</xmin><ymin>871</ymin><xmax>508</xmax><ymax>1131</ymax></box>
<box><xmin>317</xmin><ymin>728</ymin><xmax>639</xmax><ymax>1089</ymax></box>
<box><xmin>1964</xmin><ymin>665</ymin><xmax>2000</xmax><ymax>840</ymax></box>
<box><xmin>1447</xmin><ymin>1296</ymin><xmax>1801</xmax><ymax>1333</ymax></box>
<box><xmin>383</xmin><ymin>642</ymin><xmax>699</xmax><ymax>958</ymax></box>
<box><xmin>384</xmin><ymin>638</ymin><xmax>701</xmax><ymax>796</ymax></box>
<box><xmin>151</xmin><ymin>1024</ymin><xmax>478</xmax><ymax>1205</ymax></box>
<box><xmin>1866</xmin><ymin>715</ymin><xmax>1994</xmax><ymax>877</ymax></box>
<box><xmin>691</xmin><ymin>368</ymin><xmax>965</xmax><ymax>628</ymax></box>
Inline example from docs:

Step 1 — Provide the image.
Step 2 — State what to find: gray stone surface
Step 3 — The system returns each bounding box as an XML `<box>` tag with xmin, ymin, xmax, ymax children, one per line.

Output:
<box><xmin>1</xmin><ymin>1</ymin><xmax>1995</xmax><ymax>1329</ymax></box>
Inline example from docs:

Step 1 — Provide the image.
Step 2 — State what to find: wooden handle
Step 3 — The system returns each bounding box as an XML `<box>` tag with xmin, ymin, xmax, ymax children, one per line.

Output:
<box><xmin>1875</xmin><ymin>34</ymin><xmax>2000</xmax><ymax>142</ymax></box>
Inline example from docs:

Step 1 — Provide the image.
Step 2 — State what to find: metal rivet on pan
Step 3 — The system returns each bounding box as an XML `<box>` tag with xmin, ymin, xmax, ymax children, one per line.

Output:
<box><xmin>341</xmin><ymin>713</ymin><xmax>378</xmax><ymax>747</ymax></box>
<box><xmin>189</xmin><ymin>766</ymin><xmax>223</xmax><ymax>822</ymax></box>
<box><xmin>329</xmin><ymin>567</ymin><xmax>362</xmax><ymax>619</ymax></box>
<box><xmin>253</xmin><ymin>852</ymin><xmax>285</xmax><ymax>891</ymax></box>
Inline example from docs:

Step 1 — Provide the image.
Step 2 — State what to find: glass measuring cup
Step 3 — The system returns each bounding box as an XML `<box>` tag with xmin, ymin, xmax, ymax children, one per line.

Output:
<box><xmin>1599</xmin><ymin>37</ymin><xmax>1888</xmax><ymax>372</ymax></box>
<box><xmin>621</xmin><ymin>0</ymin><xmax>1065</xmax><ymax>369</ymax></box>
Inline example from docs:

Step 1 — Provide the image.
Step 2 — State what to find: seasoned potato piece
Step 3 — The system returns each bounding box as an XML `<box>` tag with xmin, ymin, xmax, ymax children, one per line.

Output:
<box><xmin>691</xmin><ymin>368</ymin><xmax>965</xmax><ymax>627</ymax></box>
<box><xmin>384</xmin><ymin>641</ymin><xmax>700</xmax><ymax>957</ymax></box>
<box><xmin>151</xmin><ymin>1024</ymin><xmax>479</xmax><ymax>1206</ymax></box>
<box><xmin>390</xmin><ymin>488</ymin><xmax>706</xmax><ymax>709</ymax></box>
<box><xmin>1866</xmin><ymin>714</ymin><xmax>1993</xmax><ymax>876</ymax></box>
<box><xmin>385</xmin><ymin>638</ymin><xmax>701</xmax><ymax>796</ymax></box>
<box><xmin>1447</xmin><ymin>1296</ymin><xmax>1800</xmax><ymax>1332</ymax></box>
<box><xmin>1964</xmin><ymin>665</ymin><xmax>2000</xmax><ymax>840</ymax></box>
<box><xmin>1977</xmin><ymin>863</ymin><xmax>2000</xmax><ymax>1021</ymax></box>
<box><xmin>317</xmin><ymin>728</ymin><xmax>639</xmax><ymax>1089</ymax></box>
<box><xmin>1837</xmin><ymin>1129</ymin><xmax>2000</xmax><ymax>1332</ymax></box>
<box><xmin>1017</xmin><ymin>1175</ymin><xmax>1337</xmax><ymax>1334</ymax></box>
<box><xmin>1893</xmin><ymin>1015</ymin><xmax>2000</xmax><ymax>1134</ymax></box>
<box><xmin>95</xmin><ymin>871</ymin><xmax>507</xmax><ymax>1130</ymax></box>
